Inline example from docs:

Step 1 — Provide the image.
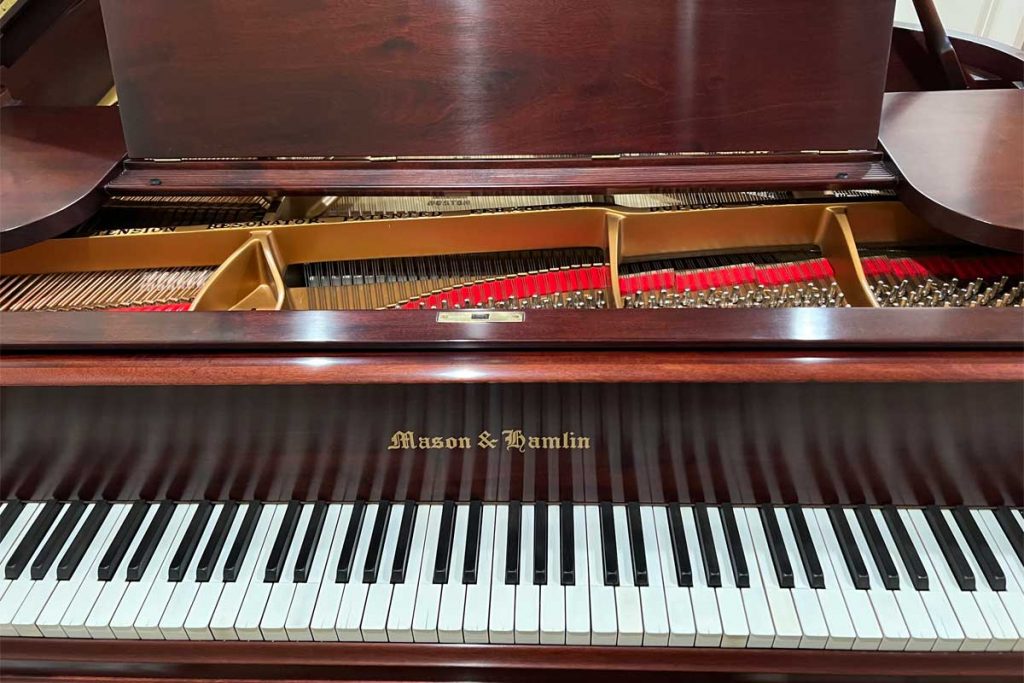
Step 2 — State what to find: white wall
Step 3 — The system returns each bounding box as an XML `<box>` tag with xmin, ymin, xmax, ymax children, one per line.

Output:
<box><xmin>895</xmin><ymin>0</ymin><xmax>1024</xmax><ymax>49</ymax></box>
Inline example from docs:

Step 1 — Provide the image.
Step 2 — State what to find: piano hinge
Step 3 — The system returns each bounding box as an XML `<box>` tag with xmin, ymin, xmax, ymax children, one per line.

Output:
<box><xmin>368</xmin><ymin>156</ymin><xmax>398</xmax><ymax>162</ymax></box>
<box><xmin>591</xmin><ymin>154</ymin><xmax>621</xmax><ymax>160</ymax></box>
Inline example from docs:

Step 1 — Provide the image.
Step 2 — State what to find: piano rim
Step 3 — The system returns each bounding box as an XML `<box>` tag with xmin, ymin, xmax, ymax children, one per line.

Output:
<box><xmin>2</xmin><ymin>637</ymin><xmax>1021</xmax><ymax>679</ymax></box>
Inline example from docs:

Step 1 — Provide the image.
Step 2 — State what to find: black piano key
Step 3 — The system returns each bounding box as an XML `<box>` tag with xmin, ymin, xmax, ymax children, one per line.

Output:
<box><xmin>534</xmin><ymin>502</ymin><xmax>548</xmax><ymax>585</ymax></box>
<box><xmin>127</xmin><ymin>501</ymin><xmax>175</xmax><ymax>581</ymax></box>
<box><xmin>693</xmin><ymin>504</ymin><xmax>720</xmax><ymax>588</ymax></box>
<box><xmin>197</xmin><ymin>501</ymin><xmax>237</xmax><ymax>582</ymax></box>
<box><xmin>433</xmin><ymin>500</ymin><xmax>457</xmax><ymax>585</ymax></box>
<box><xmin>363</xmin><ymin>501</ymin><xmax>392</xmax><ymax>584</ymax></box>
<box><xmin>786</xmin><ymin>506</ymin><xmax>824</xmax><ymax>589</ymax></box>
<box><xmin>56</xmin><ymin>501</ymin><xmax>111</xmax><ymax>581</ymax></box>
<box><xmin>626</xmin><ymin>502</ymin><xmax>648</xmax><ymax>587</ymax></box>
<box><xmin>758</xmin><ymin>506</ymin><xmax>794</xmax><ymax>588</ymax></box>
<box><xmin>462</xmin><ymin>501</ymin><xmax>482</xmax><ymax>585</ymax></box>
<box><xmin>720</xmin><ymin>505</ymin><xmax>749</xmax><ymax>589</ymax></box>
<box><xmin>993</xmin><ymin>507</ymin><xmax>1024</xmax><ymax>566</ymax></box>
<box><xmin>666</xmin><ymin>505</ymin><xmax>692</xmax><ymax>587</ymax></box>
<box><xmin>294</xmin><ymin>501</ymin><xmax>327</xmax><ymax>583</ymax></box>
<box><xmin>391</xmin><ymin>502</ymin><xmax>418</xmax><ymax>584</ymax></box>
<box><xmin>923</xmin><ymin>506</ymin><xmax>975</xmax><ymax>591</ymax></box>
<box><xmin>505</xmin><ymin>501</ymin><xmax>521</xmax><ymax>585</ymax></box>
<box><xmin>0</xmin><ymin>500</ymin><xmax>25</xmax><ymax>542</ymax></box>
<box><xmin>854</xmin><ymin>505</ymin><xmax>899</xmax><ymax>590</ymax></box>
<box><xmin>828</xmin><ymin>506</ymin><xmax>870</xmax><ymax>590</ymax></box>
<box><xmin>952</xmin><ymin>507</ymin><xmax>1005</xmax><ymax>591</ymax></box>
<box><xmin>335</xmin><ymin>500</ymin><xmax>366</xmax><ymax>583</ymax></box>
<box><xmin>168</xmin><ymin>501</ymin><xmax>213</xmax><ymax>582</ymax></box>
<box><xmin>599</xmin><ymin>502</ymin><xmax>619</xmax><ymax>587</ymax></box>
<box><xmin>881</xmin><ymin>506</ymin><xmax>928</xmax><ymax>590</ymax></box>
<box><xmin>30</xmin><ymin>501</ymin><xmax>86</xmax><ymax>580</ymax></box>
<box><xmin>264</xmin><ymin>501</ymin><xmax>302</xmax><ymax>583</ymax></box>
<box><xmin>5</xmin><ymin>500</ymin><xmax>62</xmax><ymax>580</ymax></box>
<box><xmin>223</xmin><ymin>502</ymin><xmax>262</xmax><ymax>582</ymax></box>
<box><xmin>559</xmin><ymin>501</ymin><xmax>574</xmax><ymax>586</ymax></box>
<box><xmin>97</xmin><ymin>501</ymin><xmax>148</xmax><ymax>582</ymax></box>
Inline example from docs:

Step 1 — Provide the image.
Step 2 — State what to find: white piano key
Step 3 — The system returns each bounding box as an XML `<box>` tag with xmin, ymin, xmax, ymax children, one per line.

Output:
<box><xmin>182</xmin><ymin>504</ymin><xmax>248</xmax><ymax>640</ymax></box>
<box><xmin>153</xmin><ymin>503</ymin><xmax>227</xmax><ymax>640</ymax></box>
<box><xmin>882</xmin><ymin>509</ymin><xmax>963</xmax><ymax>652</ymax></box>
<box><xmin>903</xmin><ymin>509</ymin><xmax>991</xmax><ymax>652</ymax></box>
<box><xmin>564</xmin><ymin>505</ymin><xmax>591</xmax><ymax>646</ymax></box>
<box><xmin>653</xmin><ymin>507</ymin><xmax>696</xmax><ymax>647</ymax></box>
<box><xmin>795</xmin><ymin>508</ymin><xmax>856</xmax><ymax>650</ymax></box>
<box><xmin>488</xmin><ymin>504</ymin><xmax>515</xmax><ymax>644</ymax></box>
<box><xmin>463</xmin><ymin>505</ymin><xmax>496</xmax><ymax>644</ymax></box>
<box><xmin>514</xmin><ymin>503</ymin><xmax>540</xmax><ymax>644</ymax></box>
<box><xmin>210</xmin><ymin>504</ymin><xmax>279</xmax><ymax>641</ymax></box>
<box><xmin>283</xmin><ymin>504</ymin><xmax>342</xmax><ymax>641</ymax></box>
<box><xmin>726</xmin><ymin>508</ymin><xmax>774</xmax><ymax>649</ymax></box>
<box><xmin>611</xmin><ymin>505</ymin><xmax>643</xmax><ymax>646</ymax></box>
<box><xmin>109</xmin><ymin>503</ymin><xmax>194</xmax><ymax>639</ymax></box>
<box><xmin>585</xmin><ymin>505</ymin><xmax>617</xmax><ymax>646</ymax></box>
<box><xmin>840</xmin><ymin>508</ymin><xmax>911</xmax><ymax>651</ymax></box>
<box><xmin>1</xmin><ymin>508</ymin><xmax>65</xmax><ymax>635</ymax></box>
<box><xmin>231</xmin><ymin>504</ymin><xmax>289</xmax><ymax>640</ymax></box>
<box><xmin>540</xmin><ymin>504</ymin><xmax>566</xmax><ymax>645</ymax></box>
<box><xmin>869</xmin><ymin>508</ymin><xmax>940</xmax><ymax>651</ymax></box>
<box><xmin>437</xmin><ymin>504</ymin><xmax>470</xmax><ymax>643</ymax></box>
<box><xmin>386</xmin><ymin>504</ymin><xmax>430</xmax><ymax>643</ymax></box>
<box><xmin>411</xmin><ymin>504</ymin><xmax>444</xmax><ymax>642</ymax></box>
<box><xmin>974</xmin><ymin>510</ymin><xmax>1024</xmax><ymax>652</ymax></box>
<box><xmin>335</xmin><ymin>502</ymin><xmax>381</xmax><ymax>641</ymax></box>
<box><xmin>743</xmin><ymin>509</ymin><xmax>802</xmax><ymax>649</ymax></box>
<box><xmin>707</xmin><ymin>508</ymin><xmax>749</xmax><ymax>648</ymax></box>
<box><xmin>81</xmin><ymin>504</ymin><xmax>161</xmax><ymax>639</ymax></box>
<box><xmin>9</xmin><ymin>504</ymin><xmax>93</xmax><ymax>637</ymax></box>
<box><xmin>637</xmin><ymin>506</ymin><xmax>669</xmax><ymax>646</ymax></box>
<box><xmin>361</xmin><ymin>504</ymin><xmax>405</xmax><ymax>642</ymax></box>
<box><xmin>0</xmin><ymin>503</ymin><xmax>43</xmax><ymax>603</ymax></box>
<box><xmin>36</xmin><ymin>505</ymin><xmax>127</xmax><ymax>638</ymax></box>
<box><xmin>259</xmin><ymin>504</ymin><xmax>313</xmax><ymax>641</ymax></box>
<box><xmin>939</xmin><ymin>508</ymin><xmax>1018</xmax><ymax>651</ymax></box>
<box><xmin>810</xmin><ymin>508</ymin><xmax>882</xmax><ymax>650</ymax></box>
<box><xmin>680</xmin><ymin>506</ymin><xmax>722</xmax><ymax>647</ymax></box>
<box><xmin>775</xmin><ymin>508</ymin><xmax>828</xmax><ymax>649</ymax></box>
<box><xmin>309</xmin><ymin>504</ymin><xmax>356</xmax><ymax>641</ymax></box>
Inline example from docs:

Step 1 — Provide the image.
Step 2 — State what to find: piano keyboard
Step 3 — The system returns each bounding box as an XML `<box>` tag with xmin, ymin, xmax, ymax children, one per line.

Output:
<box><xmin>1</xmin><ymin>500</ymin><xmax>1022</xmax><ymax>650</ymax></box>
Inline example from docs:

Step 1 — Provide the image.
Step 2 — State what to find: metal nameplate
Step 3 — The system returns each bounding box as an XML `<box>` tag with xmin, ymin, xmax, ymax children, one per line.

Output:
<box><xmin>436</xmin><ymin>311</ymin><xmax>525</xmax><ymax>323</ymax></box>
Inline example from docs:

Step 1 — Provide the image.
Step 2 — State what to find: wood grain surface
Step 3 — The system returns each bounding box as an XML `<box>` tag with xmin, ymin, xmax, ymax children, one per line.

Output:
<box><xmin>100</xmin><ymin>0</ymin><xmax>896</xmax><ymax>159</ymax></box>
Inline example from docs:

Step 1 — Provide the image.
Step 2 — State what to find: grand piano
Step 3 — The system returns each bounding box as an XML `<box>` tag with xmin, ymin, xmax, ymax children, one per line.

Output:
<box><xmin>1</xmin><ymin>0</ymin><xmax>1022</xmax><ymax>680</ymax></box>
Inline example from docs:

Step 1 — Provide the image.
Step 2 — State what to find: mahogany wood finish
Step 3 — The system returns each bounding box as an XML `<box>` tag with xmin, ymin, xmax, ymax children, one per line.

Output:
<box><xmin>908</xmin><ymin>0</ymin><xmax>968</xmax><ymax>89</ymax></box>
<box><xmin>888</xmin><ymin>24</ymin><xmax>1024</xmax><ymax>92</ymax></box>
<box><xmin>0</xmin><ymin>107</ymin><xmax>125</xmax><ymax>252</ymax></box>
<box><xmin>3</xmin><ymin>351</ymin><xmax>1022</xmax><ymax>386</ymax></box>
<box><xmin>2</xmin><ymin>309</ymin><xmax>1022</xmax><ymax>352</ymax></box>
<box><xmin>108</xmin><ymin>158</ymin><xmax>896</xmax><ymax>195</ymax></box>
<box><xmin>880</xmin><ymin>90</ymin><xmax>1024</xmax><ymax>252</ymax></box>
<box><xmin>2</xmin><ymin>382</ymin><xmax>1021</xmax><ymax>506</ymax></box>
<box><xmin>100</xmin><ymin>0</ymin><xmax>896</xmax><ymax>159</ymax></box>
<box><xmin>0</xmin><ymin>0</ymin><xmax>113</xmax><ymax>107</ymax></box>
<box><xmin>1</xmin><ymin>639</ymin><xmax>1021</xmax><ymax>681</ymax></box>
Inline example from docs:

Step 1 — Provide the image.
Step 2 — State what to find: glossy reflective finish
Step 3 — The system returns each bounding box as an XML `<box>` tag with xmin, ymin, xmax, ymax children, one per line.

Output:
<box><xmin>1</xmin><ymin>383</ymin><xmax>1020</xmax><ymax>507</ymax></box>
<box><xmin>102</xmin><ymin>0</ymin><xmax>895</xmax><ymax>159</ymax></box>
<box><xmin>880</xmin><ymin>90</ymin><xmax>1024</xmax><ymax>252</ymax></box>
<box><xmin>0</xmin><ymin>107</ymin><xmax>125</xmax><ymax>252</ymax></box>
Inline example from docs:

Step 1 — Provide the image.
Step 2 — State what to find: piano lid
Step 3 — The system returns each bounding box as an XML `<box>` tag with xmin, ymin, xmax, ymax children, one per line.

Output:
<box><xmin>99</xmin><ymin>0</ymin><xmax>897</xmax><ymax>161</ymax></box>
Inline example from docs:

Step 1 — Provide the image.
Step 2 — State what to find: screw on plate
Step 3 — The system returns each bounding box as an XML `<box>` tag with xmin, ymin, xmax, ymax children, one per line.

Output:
<box><xmin>149</xmin><ymin>178</ymin><xmax>162</xmax><ymax>186</ymax></box>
